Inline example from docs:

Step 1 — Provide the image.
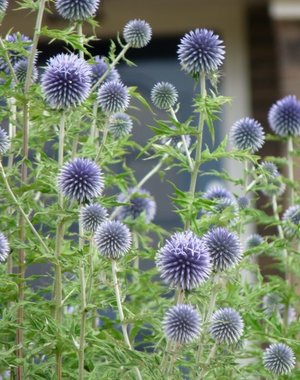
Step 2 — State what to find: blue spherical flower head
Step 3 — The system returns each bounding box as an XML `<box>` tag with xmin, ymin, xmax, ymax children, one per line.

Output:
<box><xmin>230</xmin><ymin>117</ymin><xmax>265</xmax><ymax>152</ymax></box>
<box><xmin>116</xmin><ymin>188</ymin><xmax>156</xmax><ymax>224</ymax></box>
<box><xmin>42</xmin><ymin>53</ymin><xmax>91</xmax><ymax>109</ymax></box>
<box><xmin>94</xmin><ymin>220</ymin><xmax>131</xmax><ymax>260</ymax></box>
<box><xmin>14</xmin><ymin>59</ymin><xmax>38</xmax><ymax>84</ymax></box>
<box><xmin>97</xmin><ymin>81</ymin><xmax>130</xmax><ymax>114</ymax></box>
<box><xmin>177</xmin><ymin>29</ymin><xmax>225</xmax><ymax>76</ymax></box>
<box><xmin>80</xmin><ymin>203</ymin><xmax>108</xmax><ymax>233</ymax></box>
<box><xmin>261</xmin><ymin>161</ymin><xmax>279</xmax><ymax>177</ymax></box>
<box><xmin>91</xmin><ymin>56</ymin><xmax>120</xmax><ymax>86</ymax></box>
<box><xmin>108</xmin><ymin>113</ymin><xmax>133</xmax><ymax>138</ymax></box>
<box><xmin>0</xmin><ymin>232</ymin><xmax>9</xmax><ymax>262</ymax></box>
<box><xmin>259</xmin><ymin>161</ymin><xmax>285</xmax><ymax>198</ymax></box>
<box><xmin>123</xmin><ymin>19</ymin><xmax>152</xmax><ymax>48</ymax></box>
<box><xmin>58</xmin><ymin>158</ymin><xmax>104</xmax><ymax>203</ymax></box>
<box><xmin>263</xmin><ymin>343</ymin><xmax>295</xmax><ymax>375</ymax></box>
<box><xmin>163</xmin><ymin>304</ymin><xmax>201</xmax><ymax>344</ymax></box>
<box><xmin>237</xmin><ymin>196</ymin><xmax>249</xmax><ymax>210</ymax></box>
<box><xmin>0</xmin><ymin>127</ymin><xmax>10</xmax><ymax>155</ymax></box>
<box><xmin>0</xmin><ymin>33</ymin><xmax>32</xmax><ymax>73</ymax></box>
<box><xmin>55</xmin><ymin>0</ymin><xmax>100</xmax><ymax>21</ymax></box>
<box><xmin>203</xmin><ymin>185</ymin><xmax>236</xmax><ymax>214</ymax></box>
<box><xmin>203</xmin><ymin>227</ymin><xmax>242</xmax><ymax>272</ymax></box>
<box><xmin>245</xmin><ymin>233</ymin><xmax>263</xmax><ymax>249</ymax></box>
<box><xmin>151</xmin><ymin>82</ymin><xmax>178</xmax><ymax>110</ymax></box>
<box><xmin>0</xmin><ymin>0</ymin><xmax>8</xmax><ymax>13</ymax></box>
<box><xmin>282</xmin><ymin>205</ymin><xmax>300</xmax><ymax>238</ymax></box>
<box><xmin>156</xmin><ymin>231</ymin><xmax>211</xmax><ymax>290</ymax></box>
<box><xmin>268</xmin><ymin>95</ymin><xmax>300</xmax><ymax>136</ymax></box>
<box><xmin>210</xmin><ymin>307</ymin><xmax>244</xmax><ymax>345</ymax></box>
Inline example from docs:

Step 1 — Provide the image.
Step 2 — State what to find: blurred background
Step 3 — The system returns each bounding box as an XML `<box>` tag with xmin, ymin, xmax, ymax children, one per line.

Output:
<box><xmin>1</xmin><ymin>0</ymin><xmax>300</xmax><ymax>232</ymax></box>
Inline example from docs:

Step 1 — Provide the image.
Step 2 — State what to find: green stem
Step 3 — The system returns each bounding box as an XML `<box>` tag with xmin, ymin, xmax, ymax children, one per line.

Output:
<box><xmin>111</xmin><ymin>260</ymin><xmax>143</xmax><ymax>380</ymax></box>
<box><xmin>89</xmin><ymin>101</ymin><xmax>98</xmax><ymax>142</ymax></box>
<box><xmin>185</xmin><ymin>72</ymin><xmax>206</xmax><ymax>230</ymax></box>
<box><xmin>287</xmin><ymin>137</ymin><xmax>294</xmax><ymax>205</ymax></box>
<box><xmin>77</xmin><ymin>23</ymin><xmax>84</xmax><ymax>60</ymax></box>
<box><xmin>0</xmin><ymin>38</ymin><xmax>19</xmax><ymax>84</ymax></box>
<box><xmin>95</xmin><ymin>116</ymin><xmax>109</xmax><ymax>162</ymax></box>
<box><xmin>91</xmin><ymin>44</ymin><xmax>130</xmax><ymax>93</ymax></box>
<box><xmin>78</xmin><ymin>263</ymin><xmax>86</xmax><ymax>380</ymax></box>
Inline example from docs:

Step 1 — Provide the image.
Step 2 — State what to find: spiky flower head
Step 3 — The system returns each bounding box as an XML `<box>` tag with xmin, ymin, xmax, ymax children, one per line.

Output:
<box><xmin>58</xmin><ymin>158</ymin><xmax>103</xmax><ymax>203</ymax></box>
<box><xmin>210</xmin><ymin>307</ymin><xmax>244</xmax><ymax>345</ymax></box>
<box><xmin>0</xmin><ymin>232</ymin><xmax>9</xmax><ymax>262</ymax></box>
<box><xmin>94</xmin><ymin>220</ymin><xmax>131</xmax><ymax>260</ymax></box>
<box><xmin>0</xmin><ymin>0</ymin><xmax>8</xmax><ymax>13</ymax></box>
<box><xmin>230</xmin><ymin>117</ymin><xmax>265</xmax><ymax>152</ymax></box>
<box><xmin>151</xmin><ymin>82</ymin><xmax>178</xmax><ymax>110</ymax></box>
<box><xmin>262</xmin><ymin>293</ymin><xmax>296</xmax><ymax>324</ymax></box>
<box><xmin>268</xmin><ymin>95</ymin><xmax>300</xmax><ymax>136</ymax></box>
<box><xmin>116</xmin><ymin>188</ymin><xmax>156</xmax><ymax>223</ymax></box>
<box><xmin>282</xmin><ymin>205</ymin><xmax>300</xmax><ymax>238</ymax></box>
<box><xmin>203</xmin><ymin>227</ymin><xmax>242</xmax><ymax>272</ymax></box>
<box><xmin>162</xmin><ymin>130</ymin><xmax>191</xmax><ymax>152</ymax></box>
<box><xmin>14</xmin><ymin>59</ymin><xmax>38</xmax><ymax>84</ymax></box>
<box><xmin>163</xmin><ymin>304</ymin><xmax>201</xmax><ymax>344</ymax></box>
<box><xmin>177</xmin><ymin>28</ymin><xmax>225</xmax><ymax>76</ymax></box>
<box><xmin>203</xmin><ymin>185</ymin><xmax>236</xmax><ymax>214</ymax></box>
<box><xmin>259</xmin><ymin>161</ymin><xmax>285</xmax><ymax>198</ymax></box>
<box><xmin>261</xmin><ymin>161</ymin><xmax>279</xmax><ymax>177</ymax></box>
<box><xmin>263</xmin><ymin>343</ymin><xmax>295</xmax><ymax>375</ymax></box>
<box><xmin>80</xmin><ymin>203</ymin><xmax>108</xmax><ymax>233</ymax></box>
<box><xmin>156</xmin><ymin>231</ymin><xmax>211</xmax><ymax>290</ymax></box>
<box><xmin>123</xmin><ymin>19</ymin><xmax>152</xmax><ymax>48</ymax></box>
<box><xmin>42</xmin><ymin>53</ymin><xmax>91</xmax><ymax>109</ymax></box>
<box><xmin>237</xmin><ymin>196</ymin><xmax>249</xmax><ymax>209</ymax></box>
<box><xmin>91</xmin><ymin>56</ymin><xmax>120</xmax><ymax>86</ymax></box>
<box><xmin>245</xmin><ymin>233</ymin><xmax>263</xmax><ymax>249</ymax></box>
<box><xmin>55</xmin><ymin>0</ymin><xmax>100</xmax><ymax>21</ymax></box>
<box><xmin>97</xmin><ymin>81</ymin><xmax>130</xmax><ymax>114</ymax></box>
<box><xmin>0</xmin><ymin>33</ymin><xmax>32</xmax><ymax>73</ymax></box>
<box><xmin>0</xmin><ymin>127</ymin><xmax>10</xmax><ymax>155</ymax></box>
<box><xmin>108</xmin><ymin>112</ymin><xmax>133</xmax><ymax>138</ymax></box>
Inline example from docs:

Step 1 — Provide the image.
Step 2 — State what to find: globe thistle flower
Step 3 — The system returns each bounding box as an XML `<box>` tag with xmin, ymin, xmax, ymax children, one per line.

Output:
<box><xmin>58</xmin><ymin>158</ymin><xmax>104</xmax><ymax>203</ymax></box>
<box><xmin>263</xmin><ymin>343</ymin><xmax>295</xmax><ymax>375</ymax></box>
<box><xmin>55</xmin><ymin>0</ymin><xmax>100</xmax><ymax>21</ymax></box>
<box><xmin>210</xmin><ymin>307</ymin><xmax>244</xmax><ymax>345</ymax></box>
<box><xmin>94</xmin><ymin>220</ymin><xmax>131</xmax><ymax>260</ymax></box>
<box><xmin>245</xmin><ymin>233</ymin><xmax>263</xmax><ymax>249</ymax></box>
<box><xmin>0</xmin><ymin>127</ymin><xmax>10</xmax><ymax>155</ymax></box>
<box><xmin>0</xmin><ymin>33</ymin><xmax>32</xmax><ymax>73</ymax></box>
<box><xmin>0</xmin><ymin>232</ymin><xmax>9</xmax><ymax>262</ymax></box>
<box><xmin>123</xmin><ymin>19</ymin><xmax>152</xmax><ymax>48</ymax></box>
<box><xmin>261</xmin><ymin>161</ymin><xmax>279</xmax><ymax>177</ymax></box>
<box><xmin>156</xmin><ymin>231</ymin><xmax>211</xmax><ymax>290</ymax></box>
<box><xmin>116</xmin><ymin>188</ymin><xmax>156</xmax><ymax>223</ymax></box>
<box><xmin>42</xmin><ymin>53</ymin><xmax>91</xmax><ymax>109</ymax></box>
<box><xmin>203</xmin><ymin>227</ymin><xmax>242</xmax><ymax>272</ymax></box>
<box><xmin>91</xmin><ymin>56</ymin><xmax>120</xmax><ymax>86</ymax></box>
<box><xmin>108</xmin><ymin>112</ymin><xmax>133</xmax><ymax>138</ymax></box>
<box><xmin>259</xmin><ymin>161</ymin><xmax>285</xmax><ymax>198</ymax></box>
<box><xmin>151</xmin><ymin>82</ymin><xmax>178</xmax><ymax>110</ymax></box>
<box><xmin>230</xmin><ymin>117</ymin><xmax>265</xmax><ymax>152</ymax></box>
<box><xmin>203</xmin><ymin>185</ymin><xmax>236</xmax><ymax>214</ymax></box>
<box><xmin>163</xmin><ymin>304</ymin><xmax>201</xmax><ymax>344</ymax></box>
<box><xmin>237</xmin><ymin>196</ymin><xmax>249</xmax><ymax>209</ymax></box>
<box><xmin>162</xmin><ymin>131</ymin><xmax>191</xmax><ymax>152</ymax></box>
<box><xmin>80</xmin><ymin>203</ymin><xmax>108</xmax><ymax>233</ymax></box>
<box><xmin>14</xmin><ymin>59</ymin><xmax>38</xmax><ymax>84</ymax></box>
<box><xmin>268</xmin><ymin>95</ymin><xmax>300</xmax><ymax>136</ymax></box>
<box><xmin>282</xmin><ymin>205</ymin><xmax>300</xmax><ymax>237</ymax></box>
<box><xmin>0</xmin><ymin>0</ymin><xmax>8</xmax><ymax>13</ymax></box>
<box><xmin>97</xmin><ymin>81</ymin><xmax>130</xmax><ymax>114</ymax></box>
<box><xmin>177</xmin><ymin>28</ymin><xmax>225</xmax><ymax>76</ymax></box>
<box><xmin>262</xmin><ymin>293</ymin><xmax>296</xmax><ymax>324</ymax></box>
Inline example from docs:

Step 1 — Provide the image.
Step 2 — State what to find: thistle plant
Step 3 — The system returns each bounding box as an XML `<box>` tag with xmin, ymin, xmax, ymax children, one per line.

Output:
<box><xmin>0</xmin><ymin>2</ymin><xmax>299</xmax><ymax>380</ymax></box>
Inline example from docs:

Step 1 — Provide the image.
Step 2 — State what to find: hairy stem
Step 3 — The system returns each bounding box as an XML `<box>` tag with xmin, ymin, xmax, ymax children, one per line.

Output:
<box><xmin>79</xmin><ymin>263</ymin><xmax>86</xmax><ymax>380</ymax></box>
<box><xmin>287</xmin><ymin>137</ymin><xmax>294</xmax><ymax>205</ymax></box>
<box><xmin>111</xmin><ymin>260</ymin><xmax>143</xmax><ymax>380</ymax></box>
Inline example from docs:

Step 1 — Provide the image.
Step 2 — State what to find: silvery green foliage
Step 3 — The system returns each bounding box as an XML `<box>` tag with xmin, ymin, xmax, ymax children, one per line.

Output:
<box><xmin>80</xmin><ymin>203</ymin><xmax>108</xmax><ymax>232</ymax></box>
<box><xmin>58</xmin><ymin>158</ymin><xmax>104</xmax><ymax>203</ymax></box>
<box><xmin>108</xmin><ymin>112</ymin><xmax>133</xmax><ymax>138</ymax></box>
<box><xmin>210</xmin><ymin>307</ymin><xmax>244</xmax><ymax>345</ymax></box>
<box><xmin>177</xmin><ymin>28</ymin><xmax>225</xmax><ymax>75</ymax></box>
<box><xmin>263</xmin><ymin>343</ymin><xmax>296</xmax><ymax>375</ymax></box>
<box><xmin>268</xmin><ymin>95</ymin><xmax>300</xmax><ymax>136</ymax></box>
<box><xmin>94</xmin><ymin>220</ymin><xmax>131</xmax><ymax>260</ymax></box>
<box><xmin>123</xmin><ymin>19</ymin><xmax>152</xmax><ymax>48</ymax></box>
<box><xmin>230</xmin><ymin>117</ymin><xmax>265</xmax><ymax>153</ymax></box>
<box><xmin>0</xmin><ymin>232</ymin><xmax>9</xmax><ymax>262</ymax></box>
<box><xmin>0</xmin><ymin>128</ymin><xmax>10</xmax><ymax>155</ymax></box>
<box><xmin>42</xmin><ymin>53</ymin><xmax>91</xmax><ymax>109</ymax></box>
<box><xmin>151</xmin><ymin>82</ymin><xmax>178</xmax><ymax>110</ymax></box>
<box><xmin>163</xmin><ymin>304</ymin><xmax>201</xmax><ymax>344</ymax></box>
<box><xmin>55</xmin><ymin>0</ymin><xmax>100</xmax><ymax>21</ymax></box>
<box><xmin>97</xmin><ymin>81</ymin><xmax>130</xmax><ymax>113</ymax></box>
<box><xmin>156</xmin><ymin>231</ymin><xmax>211</xmax><ymax>290</ymax></box>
